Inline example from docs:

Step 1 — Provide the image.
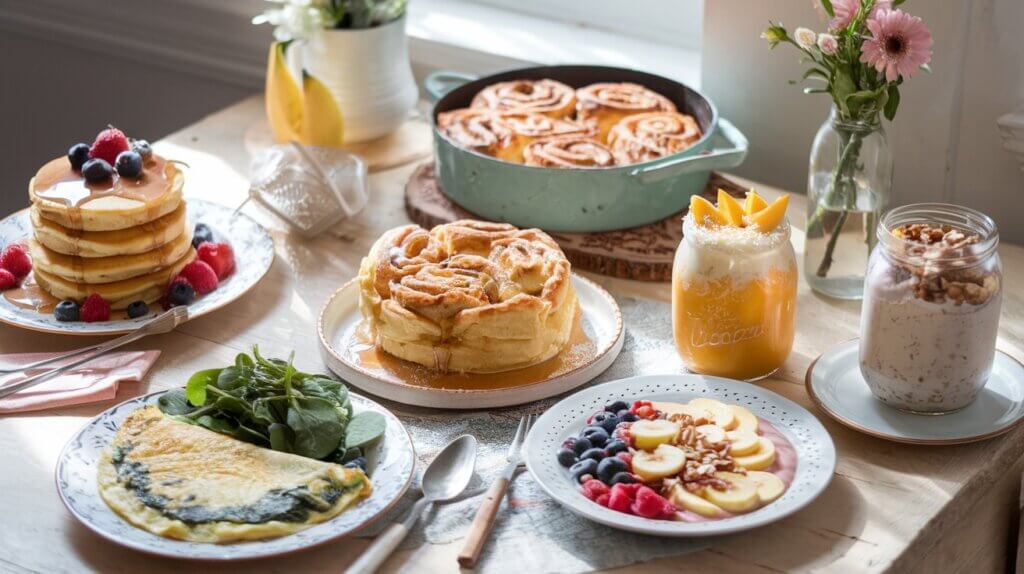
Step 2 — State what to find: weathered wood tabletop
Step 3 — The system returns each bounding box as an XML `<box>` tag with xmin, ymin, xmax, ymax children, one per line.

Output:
<box><xmin>1</xmin><ymin>95</ymin><xmax>1022</xmax><ymax>574</ymax></box>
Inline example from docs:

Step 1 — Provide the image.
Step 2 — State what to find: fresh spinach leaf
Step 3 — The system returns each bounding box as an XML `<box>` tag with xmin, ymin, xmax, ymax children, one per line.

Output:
<box><xmin>157</xmin><ymin>389</ymin><xmax>194</xmax><ymax>416</ymax></box>
<box><xmin>185</xmin><ymin>369</ymin><xmax>221</xmax><ymax>406</ymax></box>
<box><xmin>344</xmin><ymin>412</ymin><xmax>386</xmax><ymax>449</ymax></box>
<box><xmin>216</xmin><ymin>366</ymin><xmax>250</xmax><ymax>391</ymax></box>
<box><xmin>287</xmin><ymin>397</ymin><xmax>345</xmax><ymax>459</ymax></box>
<box><xmin>268</xmin><ymin>422</ymin><xmax>294</xmax><ymax>453</ymax></box>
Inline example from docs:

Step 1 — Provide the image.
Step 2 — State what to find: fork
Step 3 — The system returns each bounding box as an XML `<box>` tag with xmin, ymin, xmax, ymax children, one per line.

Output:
<box><xmin>0</xmin><ymin>306</ymin><xmax>188</xmax><ymax>400</ymax></box>
<box><xmin>457</xmin><ymin>413</ymin><xmax>535</xmax><ymax>568</ymax></box>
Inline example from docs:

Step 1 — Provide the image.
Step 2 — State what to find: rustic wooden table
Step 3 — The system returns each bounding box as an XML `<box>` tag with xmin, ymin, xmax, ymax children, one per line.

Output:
<box><xmin>2</xmin><ymin>96</ymin><xmax>1022</xmax><ymax>574</ymax></box>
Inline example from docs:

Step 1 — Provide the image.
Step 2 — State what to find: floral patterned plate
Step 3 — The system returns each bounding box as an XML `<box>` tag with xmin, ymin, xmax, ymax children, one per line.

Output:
<box><xmin>55</xmin><ymin>389</ymin><xmax>416</xmax><ymax>560</ymax></box>
<box><xmin>0</xmin><ymin>199</ymin><xmax>273</xmax><ymax>335</ymax></box>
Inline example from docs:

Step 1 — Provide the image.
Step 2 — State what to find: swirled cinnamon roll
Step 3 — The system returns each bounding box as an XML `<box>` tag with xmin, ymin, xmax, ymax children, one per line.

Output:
<box><xmin>437</xmin><ymin>108</ymin><xmax>513</xmax><ymax>157</ymax></box>
<box><xmin>576</xmin><ymin>83</ymin><xmax>677</xmax><ymax>142</ymax></box>
<box><xmin>358</xmin><ymin>220</ymin><xmax>576</xmax><ymax>373</ymax></box>
<box><xmin>608</xmin><ymin>112</ymin><xmax>702</xmax><ymax>164</ymax></box>
<box><xmin>523</xmin><ymin>136</ymin><xmax>617</xmax><ymax>168</ymax></box>
<box><xmin>496</xmin><ymin>112</ymin><xmax>592</xmax><ymax>163</ymax></box>
<box><xmin>470</xmin><ymin>79</ymin><xmax>576</xmax><ymax>119</ymax></box>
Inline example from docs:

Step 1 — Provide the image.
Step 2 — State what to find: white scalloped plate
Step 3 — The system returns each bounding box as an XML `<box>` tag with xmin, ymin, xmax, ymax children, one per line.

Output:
<box><xmin>523</xmin><ymin>374</ymin><xmax>836</xmax><ymax>537</ymax></box>
<box><xmin>318</xmin><ymin>274</ymin><xmax>624</xmax><ymax>409</ymax></box>
<box><xmin>0</xmin><ymin>199</ymin><xmax>273</xmax><ymax>335</ymax></box>
<box><xmin>55</xmin><ymin>389</ymin><xmax>415</xmax><ymax>560</ymax></box>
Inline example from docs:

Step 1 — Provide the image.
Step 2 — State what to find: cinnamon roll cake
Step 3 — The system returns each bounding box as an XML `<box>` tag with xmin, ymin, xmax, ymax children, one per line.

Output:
<box><xmin>576</xmin><ymin>82</ymin><xmax>676</xmax><ymax>142</ymax></box>
<box><xmin>357</xmin><ymin>220</ymin><xmax>577</xmax><ymax>374</ymax></box>
<box><xmin>437</xmin><ymin>108</ymin><xmax>512</xmax><ymax>158</ymax></box>
<box><xmin>470</xmin><ymin>79</ymin><xmax>576</xmax><ymax>119</ymax></box>
<box><xmin>608</xmin><ymin>111</ymin><xmax>702</xmax><ymax>164</ymax></box>
<box><xmin>523</xmin><ymin>136</ymin><xmax>617</xmax><ymax>168</ymax></box>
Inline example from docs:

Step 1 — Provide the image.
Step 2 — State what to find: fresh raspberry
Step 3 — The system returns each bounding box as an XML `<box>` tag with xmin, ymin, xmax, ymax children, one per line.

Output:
<box><xmin>179</xmin><ymin>260</ymin><xmax>218</xmax><ymax>294</ymax></box>
<box><xmin>631</xmin><ymin>486</ymin><xmax>676</xmax><ymax>519</ymax></box>
<box><xmin>606</xmin><ymin>487</ymin><xmax>633</xmax><ymax>514</ymax></box>
<box><xmin>0</xmin><ymin>269</ymin><xmax>17</xmax><ymax>290</ymax></box>
<box><xmin>616</xmin><ymin>452</ymin><xmax>632</xmax><ymax>468</ymax></box>
<box><xmin>88</xmin><ymin>128</ymin><xmax>130</xmax><ymax>165</ymax></box>
<box><xmin>0</xmin><ymin>244</ymin><xmax>31</xmax><ymax>278</ymax></box>
<box><xmin>595</xmin><ymin>493</ymin><xmax>610</xmax><ymax>507</ymax></box>
<box><xmin>197</xmin><ymin>242</ymin><xmax>235</xmax><ymax>280</ymax></box>
<box><xmin>80</xmin><ymin>294</ymin><xmax>111</xmax><ymax>322</ymax></box>
<box><xmin>581</xmin><ymin>479</ymin><xmax>609</xmax><ymax>501</ymax></box>
<box><xmin>629</xmin><ymin>400</ymin><xmax>653</xmax><ymax>415</ymax></box>
<box><xmin>612</xmin><ymin>482</ymin><xmax>642</xmax><ymax>497</ymax></box>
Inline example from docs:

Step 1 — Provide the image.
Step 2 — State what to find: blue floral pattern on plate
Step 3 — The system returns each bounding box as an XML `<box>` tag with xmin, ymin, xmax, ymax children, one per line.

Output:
<box><xmin>55</xmin><ymin>390</ymin><xmax>415</xmax><ymax>560</ymax></box>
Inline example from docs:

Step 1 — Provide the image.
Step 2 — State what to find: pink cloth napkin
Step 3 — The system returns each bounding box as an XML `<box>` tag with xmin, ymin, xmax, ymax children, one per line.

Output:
<box><xmin>0</xmin><ymin>350</ymin><xmax>161</xmax><ymax>414</ymax></box>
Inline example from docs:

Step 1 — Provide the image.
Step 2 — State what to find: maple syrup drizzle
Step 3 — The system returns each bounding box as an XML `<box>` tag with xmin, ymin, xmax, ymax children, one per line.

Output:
<box><xmin>2</xmin><ymin>274</ymin><xmax>59</xmax><ymax>314</ymax></box>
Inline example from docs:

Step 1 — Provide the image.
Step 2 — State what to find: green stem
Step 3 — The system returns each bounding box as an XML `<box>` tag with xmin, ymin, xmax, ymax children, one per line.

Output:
<box><xmin>815</xmin><ymin>131</ymin><xmax>864</xmax><ymax>278</ymax></box>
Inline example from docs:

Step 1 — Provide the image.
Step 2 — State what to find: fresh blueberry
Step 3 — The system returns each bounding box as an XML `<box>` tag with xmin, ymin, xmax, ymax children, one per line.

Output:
<box><xmin>343</xmin><ymin>456</ymin><xmax>367</xmax><ymax>472</ymax></box>
<box><xmin>579</xmin><ymin>448</ymin><xmax>606</xmax><ymax>463</ymax></box>
<box><xmin>81</xmin><ymin>158</ymin><xmax>113</xmax><ymax>183</ymax></box>
<box><xmin>192</xmin><ymin>223</ymin><xmax>214</xmax><ymax>248</ymax></box>
<box><xmin>605</xmin><ymin>400</ymin><xmax>629</xmax><ymax>413</ymax></box>
<box><xmin>54</xmin><ymin>300</ymin><xmax>80</xmax><ymax>322</ymax></box>
<box><xmin>597</xmin><ymin>457</ymin><xmax>629</xmax><ymax>483</ymax></box>
<box><xmin>67</xmin><ymin>143</ymin><xmax>91</xmax><ymax>170</ymax></box>
<box><xmin>604</xmin><ymin>439</ymin><xmax>628</xmax><ymax>456</ymax></box>
<box><xmin>592</xmin><ymin>413</ymin><xmax>620</xmax><ymax>433</ymax></box>
<box><xmin>115</xmin><ymin>151</ymin><xmax>143</xmax><ymax>178</ymax></box>
<box><xmin>570</xmin><ymin>437</ymin><xmax>592</xmax><ymax>456</ymax></box>
<box><xmin>608</xmin><ymin>472</ymin><xmax>638</xmax><ymax>486</ymax></box>
<box><xmin>126</xmin><ymin>300</ymin><xmax>149</xmax><ymax>319</ymax></box>
<box><xmin>580</xmin><ymin>426</ymin><xmax>609</xmax><ymax>448</ymax></box>
<box><xmin>168</xmin><ymin>281</ymin><xmax>196</xmax><ymax>306</ymax></box>
<box><xmin>617</xmin><ymin>410</ymin><xmax>638</xmax><ymax>423</ymax></box>
<box><xmin>568</xmin><ymin>459</ymin><xmax>599</xmax><ymax>483</ymax></box>
<box><xmin>556</xmin><ymin>448</ymin><xmax>577</xmax><ymax>467</ymax></box>
<box><xmin>130</xmin><ymin>139</ymin><xmax>153</xmax><ymax>160</ymax></box>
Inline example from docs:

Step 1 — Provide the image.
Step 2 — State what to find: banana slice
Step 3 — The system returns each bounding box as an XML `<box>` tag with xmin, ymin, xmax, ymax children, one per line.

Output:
<box><xmin>651</xmin><ymin>401</ymin><xmax>713</xmax><ymax>424</ymax></box>
<box><xmin>667</xmin><ymin>483</ymin><xmax>722</xmax><ymax>517</ymax></box>
<box><xmin>630</xmin><ymin>419</ymin><xmax>680</xmax><ymax>451</ymax></box>
<box><xmin>696</xmin><ymin>424</ymin><xmax>726</xmax><ymax>444</ymax></box>
<box><xmin>632</xmin><ymin>444</ymin><xmax>686</xmax><ymax>481</ymax></box>
<box><xmin>726</xmin><ymin>429</ymin><xmax>760</xmax><ymax>456</ymax></box>
<box><xmin>747</xmin><ymin>471</ymin><xmax>786</xmax><ymax>504</ymax></box>
<box><xmin>728</xmin><ymin>405</ymin><xmax>759</xmax><ymax>434</ymax></box>
<box><xmin>733</xmin><ymin>437</ymin><xmax>777</xmax><ymax>471</ymax></box>
<box><xmin>688</xmin><ymin>398</ymin><xmax>737</xmax><ymax>430</ymax></box>
<box><xmin>703</xmin><ymin>471</ymin><xmax>760</xmax><ymax>513</ymax></box>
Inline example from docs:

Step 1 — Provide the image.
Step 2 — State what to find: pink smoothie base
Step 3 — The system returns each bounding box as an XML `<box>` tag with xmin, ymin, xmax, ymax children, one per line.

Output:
<box><xmin>673</xmin><ymin>417</ymin><xmax>797</xmax><ymax>523</ymax></box>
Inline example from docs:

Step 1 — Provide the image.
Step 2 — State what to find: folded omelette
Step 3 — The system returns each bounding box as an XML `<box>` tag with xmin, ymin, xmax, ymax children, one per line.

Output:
<box><xmin>98</xmin><ymin>406</ymin><xmax>372</xmax><ymax>543</ymax></box>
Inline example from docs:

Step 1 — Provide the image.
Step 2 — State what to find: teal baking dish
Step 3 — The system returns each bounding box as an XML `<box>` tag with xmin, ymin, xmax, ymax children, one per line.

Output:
<box><xmin>425</xmin><ymin>65</ymin><xmax>748</xmax><ymax>233</ymax></box>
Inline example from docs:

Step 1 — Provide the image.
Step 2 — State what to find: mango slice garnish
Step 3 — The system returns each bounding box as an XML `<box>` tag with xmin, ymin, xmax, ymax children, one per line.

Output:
<box><xmin>716</xmin><ymin>189</ymin><xmax>746</xmax><ymax>227</ymax></box>
<box><xmin>749</xmin><ymin>195</ymin><xmax>790</xmax><ymax>233</ymax></box>
<box><xmin>690</xmin><ymin>195</ymin><xmax>728</xmax><ymax>227</ymax></box>
<box><xmin>743</xmin><ymin>190</ymin><xmax>769</xmax><ymax>215</ymax></box>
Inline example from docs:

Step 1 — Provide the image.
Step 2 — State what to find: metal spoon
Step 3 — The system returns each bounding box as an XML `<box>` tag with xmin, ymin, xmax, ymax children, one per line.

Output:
<box><xmin>345</xmin><ymin>434</ymin><xmax>478</xmax><ymax>574</ymax></box>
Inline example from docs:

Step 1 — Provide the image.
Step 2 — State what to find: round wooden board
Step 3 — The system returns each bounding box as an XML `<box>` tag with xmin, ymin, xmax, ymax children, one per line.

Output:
<box><xmin>404</xmin><ymin>162</ymin><xmax>749</xmax><ymax>281</ymax></box>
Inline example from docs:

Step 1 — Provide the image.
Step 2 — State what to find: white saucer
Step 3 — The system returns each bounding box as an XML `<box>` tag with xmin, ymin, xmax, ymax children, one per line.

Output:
<box><xmin>317</xmin><ymin>274</ymin><xmax>624</xmax><ymax>409</ymax></box>
<box><xmin>806</xmin><ymin>339</ymin><xmax>1024</xmax><ymax>445</ymax></box>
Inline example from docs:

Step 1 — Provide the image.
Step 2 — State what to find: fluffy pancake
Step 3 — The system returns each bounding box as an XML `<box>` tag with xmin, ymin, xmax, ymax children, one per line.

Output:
<box><xmin>28</xmin><ymin>227</ymin><xmax>193</xmax><ymax>284</ymax></box>
<box><xmin>29</xmin><ymin>155</ymin><xmax>184</xmax><ymax>231</ymax></box>
<box><xmin>33</xmin><ymin>248</ymin><xmax>194</xmax><ymax>309</ymax></box>
<box><xmin>98</xmin><ymin>407</ymin><xmax>371</xmax><ymax>543</ymax></box>
<box><xmin>358</xmin><ymin>220</ymin><xmax>577</xmax><ymax>373</ymax></box>
<box><xmin>31</xmin><ymin>202</ymin><xmax>188</xmax><ymax>258</ymax></box>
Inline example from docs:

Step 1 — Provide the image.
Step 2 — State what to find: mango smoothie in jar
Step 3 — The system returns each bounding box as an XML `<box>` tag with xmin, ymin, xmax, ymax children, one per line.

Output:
<box><xmin>672</xmin><ymin>190</ymin><xmax>797</xmax><ymax>380</ymax></box>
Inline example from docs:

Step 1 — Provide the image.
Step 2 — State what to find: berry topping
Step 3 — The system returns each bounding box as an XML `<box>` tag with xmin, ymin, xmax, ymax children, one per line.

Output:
<box><xmin>343</xmin><ymin>456</ymin><xmax>367</xmax><ymax>472</ymax></box>
<box><xmin>126</xmin><ymin>300</ymin><xmax>150</xmax><ymax>319</ymax></box>
<box><xmin>631</xmin><ymin>486</ymin><xmax>676</xmax><ymax>519</ymax></box>
<box><xmin>608</xmin><ymin>472</ymin><xmax>638</xmax><ymax>486</ymax></box>
<box><xmin>605</xmin><ymin>400</ymin><xmax>629</xmax><ymax>413</ymax></box>
<box><xmin>597</xmin><ymin>456</ymin><xmax>629</xmax><ymax>484</ymax></box>
<box><xmin>0</xmin><ymin>244</ymin><xmax>32</xmax><ymax>278</ymax></box>
<box><xmin>89</xmin><ymin>127</ymin><xmax>130</xmax><ymax>165</ymax></box>
<box><xmin>166</xmin><ymin>277</ymin><xmax>197</xmax><ymax>307</ymax></box>
<box><xmin>54</xmin><ymin>300</ymin><xmax>80</xmax><ymax>322</ymax></box>
<box><xmin>581</xmin><ymin>479</ymin><xmax>610</xmax><ymax>501</ymax></box>
<box><xmin>82</xmin><ymin>158</ymin><xmax>114</xmax><ymax>183</ymax></box>
<box><xmin>579</xmin><ymin>447</ymin><xmax>606</xmax><ymax>463</ymax></box>
<box><xmin>556</xmin><ymin>448</ymin><xmax>577</xmax><ymax>468</ymax></box>
<box><xmin>570</xmin><ymin>437</ymin><xmax>592</xmax><ymax>456</ymax></box>
<box><xmin>68</xmin><ymin>143</ymin><xmax>91</xmax><ymax>171</ymax></box>
<box><xmin>604</xmin><ymin>439</ymin><xmax>628</xmax><ymax>456</ymax></box>
<box><xmin>192</xmin><ymin>223</ymin><xmax>214</xmax><ymax>247</ymax></box>
<box><xmin>0</xmin><ymin>269</ymin><xmax>17</xmax><ymax>290</ymax></box>
<box><xmin>115</xmin><ymin>151</ymin><xmax>143</xmax><ymax>178</ymax></box>
<box><xmin>635</xmin><ymin>405</ymin><xmax>657</xmax><ymax>420</ymax></box>
<box><xmin>595</xmin><ymin>493</ymin><xmax>611</xmax><ymax>507</ymax></box>
<box><xmin>569</xmin><ymin>459</ymin><xmax>599</xmax><ymax>484</ymax></box>
<box><xmin>179</xmin><ymin>260</ymin><xmax>218</xmax><ymax>295</ymax></box>
<box><xmin>630</xmin><ymin>400</ymin><xmax>653</xmax><ymax>414</ymax></box>
<box><xmin>80</xmin><ymin>294</ymin><xmax>111</xmax><ymax>322</ymax></box>
<box><xmin>130</xmin><ymin>139</ymin><xmax>153</xmax><ymax>160</ymax></box>
<box><xmin>606</xmin><ymin>484</ymin><xmax>635</xmax><ymax>514</ymax></box>
<box><xmin>197</xmin><ymin>242</ymin><xmax>235</xmax><ymax>279</ymax></box>
<box><xmin>580</xmin><ymin>426</ymin><xmax>609</xmax><ymax>448</ymax></box>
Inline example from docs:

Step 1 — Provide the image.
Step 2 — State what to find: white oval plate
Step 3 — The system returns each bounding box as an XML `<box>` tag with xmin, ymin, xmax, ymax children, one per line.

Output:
<box><xmin>55</xmin><ymin>389</ymin><xmax>415</xmax><ymax>560</ymax></box>
<box><xmin>318</xmin><ymin>275</ymin><xmax>624</xmax><ymax>409</ymax></box>
<box><xmin>807</xmin><ymin>339</ymin><xmax>1024</xmax><ymax>445</ymax></box>
<box><xmin>523</xmin><ymin>374</ymin><xmax>836</xmax><ymax>537</ymax></box>
<box><xmin>0</xmin><ymin>199</ymin><xmax>273</xmax><ymax>336</ymax></box>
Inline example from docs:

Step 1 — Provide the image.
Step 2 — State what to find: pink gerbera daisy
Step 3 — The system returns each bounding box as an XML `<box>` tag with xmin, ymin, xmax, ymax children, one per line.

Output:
<box><xmin>830</xmin><ymin>0</ymin><xmax>892</xmax><ymax>31</ymax></box>
<box><xmin>859</xmin><ymin>9</ymin><xmax>933</xmax><ymax>82</ymax></box>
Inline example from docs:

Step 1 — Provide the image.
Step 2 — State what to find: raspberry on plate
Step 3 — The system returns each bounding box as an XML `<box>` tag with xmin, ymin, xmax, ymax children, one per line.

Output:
<box><xmin>197</xmin><ymin>242</ymin><xmax>235</xmax><ymax>280</ymax></box>
<box><xmin>0</xmin><ymin>244</ymin><xmax>32</xmax><ymax>279</ymax></box>
<box><xmin>179</xmin><ymin>260</ymin><xmax>219</xmax><ymax>294</ymax></box>
<box><xmin>606</xmin><ymin>487</ymin><xmax>633</xmax><ymax>514</ymax></box>
<box><xmin>89</xmin><ymin>128</ymin><xmax>130</xmax><ymax>165</ymax></box>
<box><xmin>581</xmin><ymin>479</ymin><xmax>610</xmax><ymax>501</ymax></box>
<box><xmin>631</xmin><ymin>486</ymin><xmax>676</xmax><ymax>519</ymax></box>
<box><xmin>0</xmin><ymin>269</ymin><xmax>17</xmax><ymax>290</ymax></box>
<box><xmin>80</xmin><ymin>294</ymin><xmax>111</xmax><ymax>322</ymax></box>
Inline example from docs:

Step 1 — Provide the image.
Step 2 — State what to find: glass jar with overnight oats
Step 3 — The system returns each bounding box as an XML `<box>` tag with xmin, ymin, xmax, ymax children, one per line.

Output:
<box><xmin>859</xmin><ymin>204</ymin><xmax>1002</xmax><ymax>414</ymax></box>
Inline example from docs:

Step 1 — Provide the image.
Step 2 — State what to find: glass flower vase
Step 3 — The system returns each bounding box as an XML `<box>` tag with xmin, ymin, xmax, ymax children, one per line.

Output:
<box><xmin>805</xmin><ymin>106</ymin><xmax>893</xmax><ymax>299</ymax></box>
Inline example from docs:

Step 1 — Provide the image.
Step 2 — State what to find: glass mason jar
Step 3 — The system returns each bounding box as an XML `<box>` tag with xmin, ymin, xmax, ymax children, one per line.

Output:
<box><xmin>672</xmin><ymin>214</ymin><xmax>798</xmax><ymax>381</ymax></box>
<box><xmin>859</xmin><ymin>204</ymin><xmax>1002</xmax><ymax>414</ymax></box>
<box><xmin>805</xmin><ymin>106</ymin><xmax>893</xmax><ymax>300</ymax></box>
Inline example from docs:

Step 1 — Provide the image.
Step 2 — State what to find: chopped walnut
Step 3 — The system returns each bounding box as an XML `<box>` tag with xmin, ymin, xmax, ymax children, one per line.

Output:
<box><xmin>657</xmin><ymin>414</ymin><xmax>740</xmax><ymax>498</ymax></box>
<box><xmin>891</xmin><ymin>223</ymin><xmax>997</xmax><ymax>305</ymax></box>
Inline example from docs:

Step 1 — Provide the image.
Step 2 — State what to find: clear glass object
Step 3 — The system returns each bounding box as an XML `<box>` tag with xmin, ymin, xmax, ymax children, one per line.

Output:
<box><xmin>249</xmin><ymin>142</ymin><xmax>368</xmax><ymax>237</ymax></box>
<box><xmin>672</xmin><ymin>214</ymin><xmax>798</xmax><ymax>381</ymax></box>
<box><xmin>859</xmin><ymin>203</ymin><xmax>1002</xmax><ymax>414</ymax></box>
<box><xmin>805</xmin><ymin>106</ymin><xmax>892</xmax><ymax>300</ymax></box>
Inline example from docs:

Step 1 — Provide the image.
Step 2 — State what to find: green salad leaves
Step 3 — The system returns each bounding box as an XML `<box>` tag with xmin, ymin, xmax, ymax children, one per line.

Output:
<box><xmin>157</xmin><ymin>347</ymin><xmax>385</xmax><ymax>463</ymax></box>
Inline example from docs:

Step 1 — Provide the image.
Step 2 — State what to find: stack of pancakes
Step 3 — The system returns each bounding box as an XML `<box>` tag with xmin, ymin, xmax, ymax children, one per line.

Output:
<box><xmin>27</xmin><ymin>155</ymin><xmax>194</xmax><ymax>309</ymax></box>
